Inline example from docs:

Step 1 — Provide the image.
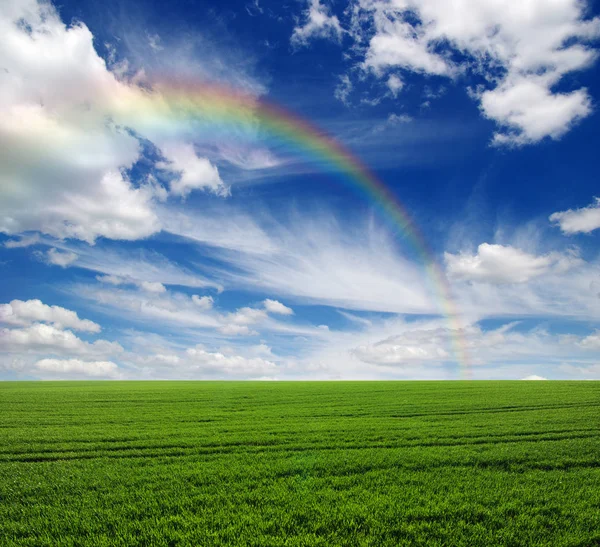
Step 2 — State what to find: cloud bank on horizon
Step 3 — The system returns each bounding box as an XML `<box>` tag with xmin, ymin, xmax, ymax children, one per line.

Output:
<box><xmin>0</xmin><ymin>0</ymin><xmax>599</xmax><ymax>380</ymax></box>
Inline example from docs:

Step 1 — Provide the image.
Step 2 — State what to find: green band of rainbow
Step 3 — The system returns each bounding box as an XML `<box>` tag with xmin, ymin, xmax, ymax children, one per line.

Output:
<box><xmin>121</xmin><ymin>82</ymin><xmax>470</xmax><ymax>376</ymax></box>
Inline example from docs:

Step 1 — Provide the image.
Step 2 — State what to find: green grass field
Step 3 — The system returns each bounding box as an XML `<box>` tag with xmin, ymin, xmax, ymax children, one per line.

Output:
<box><xmin>1</xmin><ymin>381</ymin><xmax>599</xmax><ymax>546</ymax></box>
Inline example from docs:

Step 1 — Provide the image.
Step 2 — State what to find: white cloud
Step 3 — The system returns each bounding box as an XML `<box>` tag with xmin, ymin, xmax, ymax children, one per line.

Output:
<box><xmin>372</xmin><ymin>112</ymin><xmax>412</xmax><ymax>133</ymax></box>
<box><xmin>343</xmin><ymin>320</ymin><xmax>600</xmax><ymax>375</ymax></box>
<box><xmin>227</xmin><ymin>306</ymin><xmax>268</xmax><ymax>326</ymax></box>
<box><xmin>157</xmin><ymin>143</ymin><xmax>229</xmax><ymax>197</ymax></box>
<box><xmin>480</xmin><ymin>78</ymin><xmax>592</xmax><ymax>146</ymax></box>
<box><xmin>0</xmin><ymin>0</ymin><xmax>262</xmax><ymax>245</ymax></box>
<box><xmin>387</xmin><ymin>113</ymin><xmax>412</xmax><ymax>125</ymax></box>
<box><xmin>111</xmin><ymin>205</ymin><xmax>600</xmax><ymax>323</ymax></box>
<box><xmin>0</xmin><ymin>0</ymin><xmax>160</xmax><ymax>242</ymax></box>
<box><xmin>218</xmin><ymin>324</ymin><xmax>258</xmax><ymax>336</ymax></box>
<box><xmin>211</xmin><ymin>212</ymin><xmax>434</xmax><ymax>314</ymax></box>
<box><xmin>217</xmin><ymin>146</ymin><xmax>283</xmax><ymax>171</ymax></box>
<box><xmin>334</xmin><ymin>74</ymin><xmax>353</xmax><ymax>105</ymax></box>
<box><xmin>97</xmin><ymin>271</ymin><xmax>181</xmax><ymax>295</ymax></box>
<box><xmin>550</xmin><ymin>197</ymin><xmax>600</xmax><ymax>234</ymax></box>
<box><xmin>1</xmin><ymin>323</ymin><xmax>122</xmax><ymax>357</ymax></box>
<box><xmin>386</xmin><ymin>74</ymin><xmax>404</xmax><ymax>97</ymax></box>
<box><xmin>451</xmin><ymin>257</ymin><xmax>600</xmax><ymax>320</ymax></box>
<box><xmin>72</xmin><ymin>283</ymin><xmax>322</xmax><ymax>340</ymax></box>
<box><xmin>63</xmin><ymin>244</ymin><xmax>220</xmax><ymax>290</ymax></box>
<box><xmin>580</xmin><ymin>332</ymin><xmax>600</xmax><ymax>350</ymax></box>
<box><xmin>185</xmin><ymin>346</ymin><xmax>278</xmax><ymax>377</ymax></box>
<box><xmin>263</xmin><ymin>299</ymin><xmax>294</xmax><ymax>315</ymax></box>
<box><xmin>0</xmin><ymin>299</ymin><xmax>100</xmax><ymax>332</ymax></box>
<box><xmin>362</xmin><ymin>14</ymin><xmax>453</xmax><ymax>77</ymax></box>
<box><xmin>291</xmin><ymin>0</ymin><xmax>344</xmax><ymax>47</ymax></box>
<box><xmin>127</xmin><ymin>344</ymin><xmax>279</xmax><ymax>379</ymax></box>
<box><xmin>521</xmin><ymin>375</ymin><xmax>547</xmax><ymax>380</ymax></box>
<box><xmin>160</xmin><ymin>206</ymin><xmax>278</xmax><ymax>255</ymax></box>
<box><xmin>445</xmin><ymin>243</ymin><xmax>555</xmax><ymax>284</ymax></box>
<box><xmin>139</xmin><ymin>281</ymin><xmax>166</xmax><ymax>294</ymax></box>
<box><xmin>165</xmin><ymin>207</ymin><xmax>599</xmax><ymax>321</ymax></box>
<box><xmin>192</xmin><ymin>295</ymin><xmax>214</xmax><ymax>309</ymax></box>
<box><xmin>97</xmin><ymin>275</ymin><xmax>127</xmax><ymax>286</ymax></box>
<box><xmin>3</xmin><ymin>234</ymin><xmax>40</xmax><ymax>248</ymax></box>
<box><xmin>352</xmin><ymin>336</ymin><xmax>450</xmax><ymax>365</ymax></box>
<box><xmin>42</xmin><ymin>248</ymin><xmax>78</xmax><ymax>268</ymax></box>
<box><xmin>351</xmin><ymin>0</ymin><xmax>600</xmax><ymax>145</ymax></box>
<box><xmin>74</xmin><ymin>285</ymin><xmax>223</xmax><ymax>330</ymax></box>
<box><xmin>34</xmin><ymin>358</ymin><xmax>121</xmax><ymax>379</ymax></box>
<box><xmin>0</xmin><ymin>300</ymin><xmax>123</xmax><ymax>377</ymax></box>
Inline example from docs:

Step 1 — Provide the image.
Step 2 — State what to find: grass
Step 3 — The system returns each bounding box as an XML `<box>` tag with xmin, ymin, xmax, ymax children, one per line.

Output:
<box><xmin>0</xmin><ymin>381</ymin><xmax>599</xmax><ymax>546</ymax></box>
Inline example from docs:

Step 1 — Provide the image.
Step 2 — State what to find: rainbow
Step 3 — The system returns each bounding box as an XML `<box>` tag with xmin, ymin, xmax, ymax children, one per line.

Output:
<box><xmin>119</xmin><ymin>82</ymin><xmax>470</xmax><ymax>377</ymax></box>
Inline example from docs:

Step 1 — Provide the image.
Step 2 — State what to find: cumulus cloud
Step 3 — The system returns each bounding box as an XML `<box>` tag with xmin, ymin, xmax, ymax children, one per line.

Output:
<box><xmin>348</xmin><ymin>0</ymin><xmax>600</xmax><ymax>145</ymax></box>
<box><xmin>34</xmin><ymin>358</ymin><xmax>121</xmax><ymax>379</ymax></box>
<box><xmin>352</xmin><ymin>334</ymin><xmax>450</xmax><ymax>365</ymax></box>
<box><xmin>185</xmin><ymin>346</ymin><xmax>278</xmax><ymax>377</ymax></box>
<box><xmin>362</xmin><ymin>13</ymin><xmax>454</xmax><ymax>77</ymax></box>
<box><xmin>386</xmin><ymin>74</ymin><xmax>404</xmax><ymax>97</ymax></box>
<box><xmin>0</xmin><ymin>0</ymin><xmax>159</xmax><ymax>242</ymax></box>
<box><xmin>221</xmin><ymin>307</ymin><xmax>268</xmax><ymax>335</ymax></box>
<box><xmin>263</xmin><ymin>299</ymin><xmax>294</xmax><ymax>315</ymax></box>
<box><xmin>0</xmin><ymin>300</ymin><xmax>123</xmax><ymax>376</ymax></box>
<box><xmin>0</xmin><ymin>299</ymin><xmax>100</xmax><ymax>332</ymax></box>
<box><xmin>445</xmin><ymin>244</ymin><xmax>558</xmax><ymax>284</ymax></box>
<box><xmin>550</xmin><ymin>197</ymin><xmax>600</xmax><ymax>234</ymax></box>
<box><xmin>1</xmin><ymin>323</ymin><xmax>122</xmax><ymax>357</ymax></box>
<box><xmin>157</xmin><ymin>143</ymin><xmax>229</xmax><ymax>197</ymax></box>
<box><xmin>291</xmin><ymin>0</ymin><xmax>344</xmax><ymax>47</ymax></box>
<box><xmin>480</xmin><ymin>79</ymin><xmax>592</xmax><ymax>146</ymax></box>
<box><xmin>127</xmin><ymin>344</ymin><xmax>279</xmax><ymax>379</ymax></box>
<box><xmin>138</xmin><ymin>281</ymin><xmax>167</xmax><ymax>294</ymax></box>
<box><xmin>0</xmin><ymin>0</ymin><xmax>250</xmax><ymax>245</ymax></box>
<box><xmin>229</xmin><ymin>306</ymin><xmax>268</xmax><ymax>325</ymax></box>
<box><xmin>40</xmin><ymin>248</ymin><xmax>78</xmax><ymax>268</ymax></box>
<box><xmin>192</xmin><ymin>295</ymin><xmax>214</xmax><ymax>309</ymax></box>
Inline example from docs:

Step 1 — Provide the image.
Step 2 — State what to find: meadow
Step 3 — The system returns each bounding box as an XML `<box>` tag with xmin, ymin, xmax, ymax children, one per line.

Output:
<box><xmin>0</xmin><ymin>381</ymin><xmax>599</xmax><ymax>546</ymax></box>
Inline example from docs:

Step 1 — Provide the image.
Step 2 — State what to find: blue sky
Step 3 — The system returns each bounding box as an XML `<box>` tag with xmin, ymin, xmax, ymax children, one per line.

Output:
<box><xmin>1</xmin><ymin>0</ymin><xmax>599</xmax><ymax>380</ymax></box>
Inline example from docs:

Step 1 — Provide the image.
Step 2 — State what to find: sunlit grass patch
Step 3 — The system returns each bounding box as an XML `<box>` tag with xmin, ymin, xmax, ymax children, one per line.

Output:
<box><xmin>1</xmin><ymin>381</ymin><xmax>599</xmax><ymax>546</ymax></box>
